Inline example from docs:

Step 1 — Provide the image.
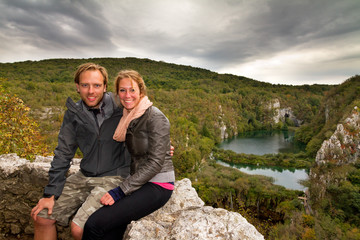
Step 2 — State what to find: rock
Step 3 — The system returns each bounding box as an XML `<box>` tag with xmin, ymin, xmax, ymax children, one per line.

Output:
<box><xmin>124</xmin><ymin>178</ymin><xmax>263</xmax><ymax>239</ymax></box>
<box><xmin>268</xmin><ymin>98</ymin><xmax>303</xmax><ymax>126</ymax></box>
<box><xmin>125</xmin><ymin>205</ymin><xmax>263</xmax><ymax>240</ymax></box>
<box><xmin>315</xmin><ymin>106</ymin><xmax>360</xmax><ymax>165</ymax></box>
<box><xmin>218</xmin><ymin>105</ymin><xmax>229</xmax><ymax>140</ymax></box>
<box><xmin>10</xmin><ymin>224</ymin><xmax>21</xmax><ymax>235</ymax></box>
<box><xmin>0</xmin><ymin>154</ymin><xmax>264</xmax><ymax>240</ymax></box>
<box><xmin>311</xmin><ymin>106</ymin><xmax>360</xmax><ymax>201</ymax></box>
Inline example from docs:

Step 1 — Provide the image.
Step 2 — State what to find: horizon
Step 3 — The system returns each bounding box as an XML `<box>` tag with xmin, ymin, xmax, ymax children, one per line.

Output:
<box><xmin>1</xmin><ymin>56</ymin><xmax>352</xmax><ymax>87</ymax></box>
<box><xmin>0</xmin><ymin>0</ymin><xmax>359</xmax><ymax>86</ymax></box>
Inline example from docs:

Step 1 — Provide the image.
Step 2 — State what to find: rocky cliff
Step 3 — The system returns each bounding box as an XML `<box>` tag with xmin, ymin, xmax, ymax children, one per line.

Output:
<box><xmin>268</xmin><ymin>98</ymin><xmax>303</xmax><ymax>127</ymax></box>
<box><xmin>311</xmin><ymin>106</ymin><xmax>360</xmax><ymax>200</ymax></box>
<box><xmin>0</xmin><ymin>154</ymin><xmax>263</xmax><ymax>240</ymax></box>
<box><xmin>315</xmin><ymin>106</ymin><xmax>360</xmax><ymax>165</ymax></box>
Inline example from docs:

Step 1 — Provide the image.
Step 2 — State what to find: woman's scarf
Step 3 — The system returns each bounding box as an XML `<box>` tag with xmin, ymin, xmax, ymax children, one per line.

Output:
<box><xmin>113</xmin><ymin>96</ymin><xmax>153</xmax><ymax>142</ymax></box>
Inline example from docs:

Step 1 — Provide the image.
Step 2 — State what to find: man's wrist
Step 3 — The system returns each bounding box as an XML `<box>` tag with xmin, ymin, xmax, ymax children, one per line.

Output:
<box><xmin>43</xmin><ymin>194</ymin><xmax>55</xmax><ymax>199</ymax></box>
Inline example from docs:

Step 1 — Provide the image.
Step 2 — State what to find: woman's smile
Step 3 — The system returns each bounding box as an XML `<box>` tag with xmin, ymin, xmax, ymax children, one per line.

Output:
<box><xmin>118</xmin><ymin>78</ymin><xmax>141</xmax><ymax>111</ymax></box>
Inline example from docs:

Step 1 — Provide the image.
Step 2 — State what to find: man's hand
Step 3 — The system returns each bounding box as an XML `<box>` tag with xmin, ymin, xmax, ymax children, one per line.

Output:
<box><xmin>100</xmin><ymin>192</ymin><xmax>115</xmax><ymax>206</ymax></box>
<box><xmin>31</xmin><ymin>196</ymin><xmax>55</xmax><ymax>221</ymax></box>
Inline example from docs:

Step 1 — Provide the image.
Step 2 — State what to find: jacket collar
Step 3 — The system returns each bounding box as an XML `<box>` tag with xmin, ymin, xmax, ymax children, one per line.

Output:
<box><xmin>66</xmin><ymin>92</ymin><xmax>123</xmax><ymax>121</ymax></box>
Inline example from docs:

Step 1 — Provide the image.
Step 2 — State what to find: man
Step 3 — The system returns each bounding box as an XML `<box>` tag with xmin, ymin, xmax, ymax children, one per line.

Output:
<box><xmin>31</xmin><ymin>63</ymin><xmax>131</xmax><ymax>240</ymax></box>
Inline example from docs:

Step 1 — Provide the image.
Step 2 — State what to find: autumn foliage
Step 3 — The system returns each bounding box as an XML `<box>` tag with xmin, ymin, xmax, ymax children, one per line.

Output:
<box><xmin>0</xmin><ymin>81</ymin><xmax>49</xmax><ymax>160</ymax></box>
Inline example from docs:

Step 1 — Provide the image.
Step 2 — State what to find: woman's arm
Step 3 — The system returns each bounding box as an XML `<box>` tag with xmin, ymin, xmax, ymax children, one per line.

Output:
<box><xmin>106</xmin><ymin>107</ymin><xmax>171</xmax><ymax>202</ymax></box>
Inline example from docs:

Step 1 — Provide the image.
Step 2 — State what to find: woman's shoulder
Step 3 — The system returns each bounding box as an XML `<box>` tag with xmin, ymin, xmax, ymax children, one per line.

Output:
<box><xmin>147</xmin><ymin>106</ymin><xmax>169</xmax><ymax>123</ymax></box>
<box><xmin>148</xmin><ymin>106</ymin><xmax>165</xmax><ymax>117</ymax></box>
<box><xmin>149</xmin><ymin>105</ymin><xmax>162</xmax><ymax>114</ymax></box>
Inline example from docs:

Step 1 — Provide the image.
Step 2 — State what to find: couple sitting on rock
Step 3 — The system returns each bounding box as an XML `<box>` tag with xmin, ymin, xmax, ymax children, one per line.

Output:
<box><xmin>30</xmin><ymin>63</ymin><xmax>175</xmax><ymax>240</ymax></box>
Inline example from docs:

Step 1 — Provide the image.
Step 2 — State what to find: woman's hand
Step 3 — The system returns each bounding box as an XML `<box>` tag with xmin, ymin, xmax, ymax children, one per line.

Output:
<box><xmin>100</xmin><ymin>192</ymin><xmax>115</xmax><ymax>206</ymax></box>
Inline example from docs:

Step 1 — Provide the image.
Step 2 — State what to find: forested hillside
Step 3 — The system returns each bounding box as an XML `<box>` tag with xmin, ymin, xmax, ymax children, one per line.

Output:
<box><xmin>296</xmin><ymin>76</ymin><xmax>360</xmax><ymax>156</ymax></box>
<box><xmin>294</xmin><ymin>76</ymin><xmax>360</xmax><ymax>240</ymax></box>
<box><xmin>0</xmin><ymin>58</ymin><xmax>330</xmax><ymax>160</ymax></box>
<box><xmin>2</xmin><ymin>58</ymin><xmax>360</xmax><ymax>239</ymax></box>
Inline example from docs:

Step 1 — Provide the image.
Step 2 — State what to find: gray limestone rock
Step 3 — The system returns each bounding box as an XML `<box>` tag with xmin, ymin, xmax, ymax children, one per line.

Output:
<box><xmin>0</xmin><ymin>154</ymin><xmax>263</xmax><ymax>240</ymax></box>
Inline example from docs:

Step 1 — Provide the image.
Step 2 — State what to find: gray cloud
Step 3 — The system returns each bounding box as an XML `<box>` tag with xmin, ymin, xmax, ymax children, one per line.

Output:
<box><xmin>0</xmin><ymin>0</ymin><xmax>115</xmax><ymax>55</ymax></box>
<box><xmin>0</xmin><ymin>0</ymin><xmax>359</xmax><ymax>85</ymax></box>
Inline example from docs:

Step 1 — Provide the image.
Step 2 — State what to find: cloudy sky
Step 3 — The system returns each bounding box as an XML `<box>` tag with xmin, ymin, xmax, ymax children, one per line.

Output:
<box><xmin>0</xmin><ymin>0</ymin><xmax>359</xmax><ymax>85</ymax></box>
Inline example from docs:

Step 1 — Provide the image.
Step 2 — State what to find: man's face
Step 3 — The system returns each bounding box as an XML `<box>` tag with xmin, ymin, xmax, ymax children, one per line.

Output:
<box><xmin>76</xmin><ymin>70</ymin><xmax>106</xmax><ymax>108</ymax></box>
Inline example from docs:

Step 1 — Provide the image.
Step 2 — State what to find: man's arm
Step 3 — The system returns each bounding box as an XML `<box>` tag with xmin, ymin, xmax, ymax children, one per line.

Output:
<box><xmin>31</xmin><ymin>110</ymin><xmax>78</xmax><ymax>219</ymax></box>
<box><xmin>44</xmin><ymin>110</ymin><xmax>78</xmax><ymax>199</ymax></box>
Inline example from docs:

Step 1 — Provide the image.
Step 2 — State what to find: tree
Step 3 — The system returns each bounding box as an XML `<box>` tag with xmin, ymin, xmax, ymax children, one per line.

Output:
<box><xmin>0</xmin><ymin>82</ymin><xmax>49</xmax><ymax>160</ymax></box>
<box><xmin>174</xmin><ymin>148</ymin><xmax>200</xmax><ymax>175</ymax></box>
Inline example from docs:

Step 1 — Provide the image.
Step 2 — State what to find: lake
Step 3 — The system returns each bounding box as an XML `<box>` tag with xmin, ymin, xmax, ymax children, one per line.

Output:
<box><xmin>217</xmin><ymin>160</ymin><xmax>308</xmax><ymax>191</ymax></box>
<box><xmin>217</xmin><ymin>130</ymin><xmax>308</xmax><ymax>191</ymax></box>
<box><xmin>217</xmin><ymin>130</ymin><xmax>306</xmax><ymax>155</ymax></box>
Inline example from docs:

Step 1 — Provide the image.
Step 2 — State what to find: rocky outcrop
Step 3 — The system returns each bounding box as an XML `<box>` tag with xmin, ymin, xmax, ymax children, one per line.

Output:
<box><xmin>126</xmin><ymin>178</ymin><xmax>263</xmax><ymax>240</ymax></box>
<box><xmin>315</xmin><ymin>106</ymin><xmax>360</xmax><ymax>165</ymax></box>
<box><xmin>310</xmin><ymin>107</ymin><xmax>360</xmax><ymax>201</ymax></box>
<box><xmin>268</xmin><ymin>98</ymin><xmax>303</xmax><ymax>126</ymax></box>
<box><xmin>218</xmin><ymin>105</ymin><xmax>229</xmax><ymax>140</ymax></box>
<box><xmin>0</xmin><ymin>154</ymin><xmax>263</xmax><ymax>240</ymax></box>
<box><xmin>217</xmin><ymin>105</ymin><xmax>239</xmax><ymax>140</ymax></box>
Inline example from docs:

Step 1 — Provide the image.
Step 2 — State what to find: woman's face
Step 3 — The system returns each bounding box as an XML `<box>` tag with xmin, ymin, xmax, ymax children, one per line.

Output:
<box><xmin>118</xmin><ymin>77</ymin><xmax>141</xmax><ymax>111</ymax></box>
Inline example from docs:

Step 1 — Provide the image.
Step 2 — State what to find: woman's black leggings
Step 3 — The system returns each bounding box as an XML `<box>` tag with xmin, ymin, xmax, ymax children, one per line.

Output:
<box><xmin>82</xmin><ymin>182</ymin><xmax>173</xmax><ymax>240</ymax></box>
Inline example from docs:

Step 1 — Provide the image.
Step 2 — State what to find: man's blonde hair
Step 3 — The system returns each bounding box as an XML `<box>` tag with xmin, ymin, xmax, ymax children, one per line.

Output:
<box><xmin>74</xmin><ymin>63</ymin><xmax>108</xmax><ymax>87</ymax></box>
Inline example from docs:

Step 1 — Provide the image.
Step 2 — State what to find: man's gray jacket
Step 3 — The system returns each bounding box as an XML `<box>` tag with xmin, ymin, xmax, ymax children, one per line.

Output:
<box><xmin>44</xmin><ymin>93</ymin><xmax>131</xmax><ymax>199</ymax></box>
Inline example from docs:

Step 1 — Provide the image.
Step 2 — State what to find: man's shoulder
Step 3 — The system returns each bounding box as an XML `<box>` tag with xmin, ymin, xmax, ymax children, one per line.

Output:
<box><xmin>104</xmin><ymin>92</ymin><xmax>120</xmax><ymax>106</ymax></box>
<box><xmin>65</xmin><ymin>97</ymin><xmax>82</xmax><ymax>109</ymax></box>
<box><xmin>105</xmin><ymin>92</ymin><xmax>123</xmax><ymax>110</ymax></box>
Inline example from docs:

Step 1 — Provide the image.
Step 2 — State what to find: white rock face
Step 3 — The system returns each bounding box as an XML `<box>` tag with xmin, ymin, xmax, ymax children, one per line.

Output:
<box><xmin>267</xmin><ymin>98</ymin><xmax>302</xmax><ymax>126</ymax></box>
<box><xmin>311</xmin><ymin>107</ymin><xmax>360</xmax><ymax>200</ymax></box>
<box><xmin>218</xmin><ymin>105</ymin><xmax>229</xmax><ymax>140</ymax></box>
<box><xmin>315</xmin><ymin>107</ymin><xmax>360</xmax><ymax>165</ymax></box>
<box><xmin>220</xmin><ymin>123</ymin><xmax>228</xmax><ymax>140</ymax></box>
<box><xmin>125</xmin><ymin>178</ymin><xmax>264</xmax><ymax>240</ymax></box>
<box><xmin>0</xmin><ymin>153</ymin><xmax>80</xmax><ymax>177</ymax></box>
<box><xmin>269</xmin><ymin>99</ymin><xmax>281</xmax><ymax>123</ymax></box>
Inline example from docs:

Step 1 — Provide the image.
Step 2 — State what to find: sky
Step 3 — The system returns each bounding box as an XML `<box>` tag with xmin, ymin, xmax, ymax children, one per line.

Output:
<box><xmin>0</xmin><ymin>0</ymin><xmax>359</xmax><ymax>86</ymax></box>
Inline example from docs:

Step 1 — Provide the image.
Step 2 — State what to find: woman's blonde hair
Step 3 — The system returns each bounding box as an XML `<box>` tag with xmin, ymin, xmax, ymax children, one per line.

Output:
<box><xmin>114</xmin><ymin>70</ymin><xmax>147</xmax><ymax>97</ymax></box>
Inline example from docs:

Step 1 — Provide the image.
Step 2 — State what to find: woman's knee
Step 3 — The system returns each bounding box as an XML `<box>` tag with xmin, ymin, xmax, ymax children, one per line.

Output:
<box><xmin>83</xmin><ymin>214</ymin><xmax>106</xmax><ymax>239</ymax></box>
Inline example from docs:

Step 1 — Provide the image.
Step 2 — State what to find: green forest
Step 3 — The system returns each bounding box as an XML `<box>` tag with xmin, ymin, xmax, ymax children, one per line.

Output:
<box><xmin>1</xmin><ymin>58</ymin><xmax>359</xmax><ymax>239</ymax></box>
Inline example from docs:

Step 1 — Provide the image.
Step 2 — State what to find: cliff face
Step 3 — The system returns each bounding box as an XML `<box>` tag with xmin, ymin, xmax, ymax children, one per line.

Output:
<box><xmin>316</xmin><ymin>106</ymin><xmax>360</xmax><ymax>165</ymax></box>
<box><xmin>0</xmin><ymin>154</ymin><xmax>263</xmax><ymax>240</ymax></box>
<box><xmin>310</xmin><ymin>106</ymin><xmax>360</xmax><ymax>201</ymax></box>
<box><xmin>268</xmin><ymin>98</ymin><xmax>303</xmax><ymax>127</ymax></box>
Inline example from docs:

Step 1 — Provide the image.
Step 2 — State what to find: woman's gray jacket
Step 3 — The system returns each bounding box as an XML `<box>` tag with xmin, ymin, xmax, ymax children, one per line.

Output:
<box><xmin>44</xmin><ymin>93</ymin><xmax>131</xmax><ymax>199</ymax></box>
<box><xmin>119</xmin><ymin>106</ymin><xmax>175</xmax><ymax>195</ymax></box>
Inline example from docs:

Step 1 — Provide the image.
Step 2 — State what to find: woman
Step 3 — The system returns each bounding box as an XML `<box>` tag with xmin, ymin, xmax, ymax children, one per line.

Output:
<box><xmin>82</xmin><ymin>70</ymin><xmax>175</xmax><ymax>240</ymax></box>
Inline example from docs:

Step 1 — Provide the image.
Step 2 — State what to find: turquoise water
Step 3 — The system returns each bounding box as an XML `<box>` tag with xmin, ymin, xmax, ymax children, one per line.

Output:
<box><xmin>217</xmin><ymin>160</ymin><xmax>308</xmax><ymax>191</ymax></box>
<box><xmin>217</xmin><ymin>130</ymin><xmax>308</xmax><ymax>191</ymax></box>
<box><xmin>217</xmin><ymin>130</ymin><xmax>306</xmax><ymax>155</ymax></box>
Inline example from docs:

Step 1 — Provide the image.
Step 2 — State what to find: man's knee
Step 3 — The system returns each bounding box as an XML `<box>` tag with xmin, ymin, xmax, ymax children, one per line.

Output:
<box><xmin>34</xmin><ymin>216</ymin><xmax>56</xmax><ymax>227</ymax></box>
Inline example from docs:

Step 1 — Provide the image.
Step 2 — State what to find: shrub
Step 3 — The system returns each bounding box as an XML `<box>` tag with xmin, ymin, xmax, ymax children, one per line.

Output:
<box><xmin>0</xmin><ymin>84</ymin><xmax>49</xmax><ymax>160</ymax></box>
